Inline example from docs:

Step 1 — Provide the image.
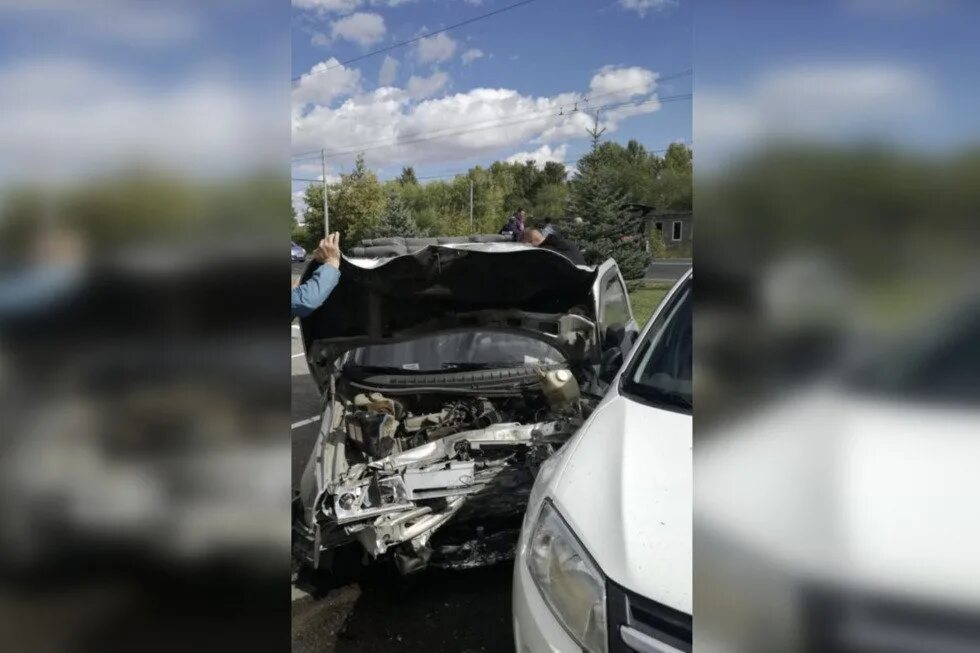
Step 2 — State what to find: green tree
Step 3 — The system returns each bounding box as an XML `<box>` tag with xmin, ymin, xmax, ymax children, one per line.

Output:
<box><xmin>541</xmin><ymin>161</ymin><xmax>568</xmax><ymax>186</ymax></box>
<box><xmin>531</xmin><ymin>182</ymin><xmax>568</xmax><ymax>220</ymax></box>
<box><xmin>331</xmin><ymin>153</ymin><xmax>386</xmax><ymax>244</ymax></box>
<box><xmin>567</xmin><ymin>143</ymin><xmax>650</xmax><ymax>280</ymax></box>
<box><xmin>398</xmin><ymin>166</ymin><xmax>419</xmax><ymax>186</ymax></box>
<box><xmin>369</xmin><ymin>189</ymin><xmax>427</xmax><ymax>238</ymax></box>
<box><xmin>301</xmin><ymin>182</ymin><xmax>326</xmax><ymax>240</ymax></box>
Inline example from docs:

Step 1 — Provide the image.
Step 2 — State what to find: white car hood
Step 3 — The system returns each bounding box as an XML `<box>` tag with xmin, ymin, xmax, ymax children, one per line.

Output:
<box><xmin>551</xmin><ymin>394</ymin><xmax>693</xmax><ymax>614</ymax></box>
<box><xmin>697</xmin><ymin>386</ymin><xmax>980</xmax><ymax>611</ymax></box>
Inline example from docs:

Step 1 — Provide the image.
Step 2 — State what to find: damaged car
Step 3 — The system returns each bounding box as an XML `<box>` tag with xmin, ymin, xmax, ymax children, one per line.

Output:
<box><xmin>293</xmin><ymin>242</ymin><xmax>638</xmax><ymax>575</ymax></box>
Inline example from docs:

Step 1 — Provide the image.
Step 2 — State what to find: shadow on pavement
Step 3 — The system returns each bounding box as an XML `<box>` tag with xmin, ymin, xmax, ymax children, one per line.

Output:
<box><xmin>292</xmin><ymin>562</ymin><xmax>514</xmax><ymax>653</ymax></box>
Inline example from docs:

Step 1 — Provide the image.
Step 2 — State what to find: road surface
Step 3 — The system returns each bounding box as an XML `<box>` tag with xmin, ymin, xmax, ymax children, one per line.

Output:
<box><xmin>646</xmin><ymin>258</ymin><xmax>691</xmax><ymax>281</ymax></box>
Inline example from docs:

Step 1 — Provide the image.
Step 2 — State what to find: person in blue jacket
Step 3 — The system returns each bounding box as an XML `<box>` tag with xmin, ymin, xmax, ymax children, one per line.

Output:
<box><xmin>291</xmin><ymin>232</ymin><xmax>341</xmax><ymax>318</ymax></box>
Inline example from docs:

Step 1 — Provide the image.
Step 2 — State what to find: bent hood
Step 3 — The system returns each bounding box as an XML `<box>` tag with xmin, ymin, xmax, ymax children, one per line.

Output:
<box><xmin>299</xmin><ymin>244</ymin><xmax>599</xmax><ymax>389</ymax></box>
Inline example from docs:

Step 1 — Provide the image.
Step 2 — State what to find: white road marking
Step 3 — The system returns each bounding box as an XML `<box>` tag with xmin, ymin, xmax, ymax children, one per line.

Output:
<box><xmin>292</xmin><ymin>353</ymin><xmax>305</xmax><ymax>358</ymax></box>
<box><xmin>291</xmin><ymin>415</ymin><xmax>321</xmax><ymax>430</ymax></box>
<box><xmin>292</xmin><ymin>586</ymin><xmax>312</xmax><ymax>602</ymax></box>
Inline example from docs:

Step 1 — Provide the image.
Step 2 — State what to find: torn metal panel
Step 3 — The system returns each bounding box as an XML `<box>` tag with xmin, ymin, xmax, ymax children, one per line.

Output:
<box><xmin>403</xmin><ymin>461</ymin><xmax>477</xmax><ymax>500</ymax></box>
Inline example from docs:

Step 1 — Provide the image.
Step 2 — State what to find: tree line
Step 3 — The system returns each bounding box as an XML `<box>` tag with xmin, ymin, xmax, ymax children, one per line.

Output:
<box><xmin>293</xmin><ymin>140</ymin><xmax>693</xmax><ymax>279</ymax></box>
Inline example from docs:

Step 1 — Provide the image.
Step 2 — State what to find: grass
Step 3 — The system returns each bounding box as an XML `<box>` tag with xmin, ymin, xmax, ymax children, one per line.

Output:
<box><xmin>629</xmin><ymin>280</ymin><xmax>673</xmax><ymax>328</ymax></box>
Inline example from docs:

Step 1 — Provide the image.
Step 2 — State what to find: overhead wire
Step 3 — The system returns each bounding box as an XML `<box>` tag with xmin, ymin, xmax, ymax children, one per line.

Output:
<box><xmin>290</xmin><ymin>141</ymin><xmax>692</xmax><ymax>186</ymax></box>
<box><xmin>289</xmin><ymin>93</ymin><xmax>691</xmax><ymax>164</ymax></box>
<box><xmin>291</xmin><ymin>69</ymin><xmax>693</xmax><ymax>162</ymax></box>
<box><xmin>291</xmin><ymin>0</ymin><xmax>542</xmax><ymax>83</ymax></box>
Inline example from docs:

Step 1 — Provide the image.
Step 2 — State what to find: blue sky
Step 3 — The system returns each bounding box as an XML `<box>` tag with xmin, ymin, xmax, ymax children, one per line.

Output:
<box><xmin>694</xmin><ymin>0</ymin><xmax>980</xmax><ymax>166</ymax></box>
<box><xmin>0</xmin><ymin>0</ymin><xmax>287</xmax><ymax>184</ymax></box>
<box><xmin>291</xmin><ymin>0</ymin><xmax>692</xmax><ymax>199</ymax></box>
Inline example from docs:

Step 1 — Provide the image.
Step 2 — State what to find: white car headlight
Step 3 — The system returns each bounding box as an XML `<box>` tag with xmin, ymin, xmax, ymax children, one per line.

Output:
<box><xmin>527</xmin><ymin>499</ymin><xmax>607</xmax><ymax>653</ymax></box>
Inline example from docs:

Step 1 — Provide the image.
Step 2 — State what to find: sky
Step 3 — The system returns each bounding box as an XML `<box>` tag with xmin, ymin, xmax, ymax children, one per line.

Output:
<box><xmin>694</xmin><ymin>0</ymin><xmax>980</xmax><ymax>168</ymax></box>
<box><xmin>0</xmin><ymin>0</ymin><xmax>288</xmax><ymax>185</ymax></box>
<box><xmin>291</xmin><ymin>0</ymin><xmax>693</xmax><ymax>211</ymax></box>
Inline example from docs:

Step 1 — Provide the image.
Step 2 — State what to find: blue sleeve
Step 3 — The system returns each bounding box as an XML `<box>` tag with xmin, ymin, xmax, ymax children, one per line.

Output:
<box><xmin>291</xmin><ymin>264</ymin><xmax>340</xmax><ymax>319</ymax></box>
<box><xmin>0</xmin><ymin>265</ymin><xmax>81</xmax><ymax>319</ymax></box>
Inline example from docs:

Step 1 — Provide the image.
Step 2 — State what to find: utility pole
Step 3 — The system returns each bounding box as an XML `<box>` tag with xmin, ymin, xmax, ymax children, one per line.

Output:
<box><xmin>587</xmin><ymin>110</ymin><xmax>606</xmax><ymax>151</ymax></box>
<box><xmin>469</xmin><ymin>178</ymin><xmax>474</xmax><ymax>232</ymax></box>
<box><xmin>321</xmin><ymin>148</ymin><xmax>330</xmax><ymax>237</ymax></box>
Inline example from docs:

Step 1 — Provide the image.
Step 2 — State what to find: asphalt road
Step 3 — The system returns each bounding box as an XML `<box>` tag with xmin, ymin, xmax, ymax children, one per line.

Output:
<box><xmin>291</xmin><ymin>267</ymin><xmax>516</xmax><ymax>652</ymax></box>
<box><xmin>646</xmin><ymin>258</ymin><xmax>692</xmax><ymax>281</ymax></box>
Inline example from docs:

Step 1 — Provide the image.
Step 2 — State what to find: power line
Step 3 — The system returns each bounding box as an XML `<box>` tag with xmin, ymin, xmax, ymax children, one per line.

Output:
<box><xmin>291</xmin><ymin>141</ymin><xmax>692</xmax><ymax>186</ymax></box>
<box><xmin>291</xmin><ymin>0</ymin><xmax>541</xmax><ymax>84</ymax></box>
<box><xmin>291</xmin><ymin>93</ymin><xmax>691</xmax><ymax>164</ymax></box>
<box><xmin>291</xmin><ymin>69</ymin><xmax>693</xmax><ymax>162</ymax></box>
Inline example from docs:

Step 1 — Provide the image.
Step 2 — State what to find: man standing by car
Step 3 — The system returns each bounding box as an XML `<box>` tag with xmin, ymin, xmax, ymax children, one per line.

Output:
<box><xmin>524</xmin><ymin>227</ymin><xmax>586</xmax><ymax>265</ymax></box>
<box><xmin>541</xmin><ymin>217</ymin><xmax>556</xmax><ymax>238</ymax></box>
<box><xmin>291</xmin><ymin>232</ymin><xmax>341</xmax><ymax>318</ymax></box>
<box><xmin>500</xmin><ymin>208</ymin><xmax>527</xmax><ymax>241</ymax></box>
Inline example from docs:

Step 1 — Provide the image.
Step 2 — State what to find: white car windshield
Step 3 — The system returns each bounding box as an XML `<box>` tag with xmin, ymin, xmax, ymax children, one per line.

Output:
<box><xmin>621</xmin><ymin>281</ymin><xmax>692</xmax><ymax>412</ymax></box>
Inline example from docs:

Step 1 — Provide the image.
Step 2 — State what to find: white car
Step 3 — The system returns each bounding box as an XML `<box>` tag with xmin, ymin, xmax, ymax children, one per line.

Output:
<box><xmin>513</xmin><ymin>271</ymin><xmax>692</xmax><ymax>653</ymax></box>
<box><xmin>294</xmin><ymin>242</ymin><xmax>642</xmax><ymax>575</ymax></box>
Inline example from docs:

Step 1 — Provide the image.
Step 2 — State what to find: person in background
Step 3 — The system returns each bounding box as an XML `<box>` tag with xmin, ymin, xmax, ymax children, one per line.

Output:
<box><xmin>500</xmin><ymin>208</ymin><xmax>527</xmax><ymax>241</ymax></box>
<box><xmin>291</xmin><ymin>232</ymin><xmax>341</xmax><ymax>319</ymax></box>
<box><xmin>541</xmin><ymin>217</ymin><xmax>556</xmax><ymax>238</ymax></box>
<box><xmin>524</xmin><ymin>227</ymin><xmax>586</xmax><ymax>265</ymax></box>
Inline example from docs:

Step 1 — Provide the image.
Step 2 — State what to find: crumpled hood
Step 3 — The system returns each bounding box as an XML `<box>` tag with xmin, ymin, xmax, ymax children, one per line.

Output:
<box><xmin>300</xmin><ymin>245</ymin><xmax>599</xmax><ymax>387</ymax></box>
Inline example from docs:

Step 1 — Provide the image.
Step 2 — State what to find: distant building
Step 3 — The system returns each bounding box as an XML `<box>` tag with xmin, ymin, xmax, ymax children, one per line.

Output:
<box><xmin>625</xmin><ymin>204</ymin><xmax>693</xmax><ymax>252</ymax></box>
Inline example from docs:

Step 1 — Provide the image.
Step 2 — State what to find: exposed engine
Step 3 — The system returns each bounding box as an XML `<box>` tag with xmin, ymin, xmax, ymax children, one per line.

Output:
<box><xmin>344</xmin><ymin>395</ymin><xmax>508</xmax><ymax>459</ymax></box>
<box><xmin>303</xmin><ymin>367</ymin><xmax>587</xmax><ymax>573</ymax></box>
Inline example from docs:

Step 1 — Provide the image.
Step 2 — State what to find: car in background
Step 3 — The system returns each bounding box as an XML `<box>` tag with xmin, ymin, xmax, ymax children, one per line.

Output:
<box><xmin>513</xmin><ymin>270</ymin><xmax>692</xmax><ymax>653</ymax></box>
<box><xmin>291</xmin><ymin>241</ymin><xmax>306</xmax><ymax>262</ymax></box>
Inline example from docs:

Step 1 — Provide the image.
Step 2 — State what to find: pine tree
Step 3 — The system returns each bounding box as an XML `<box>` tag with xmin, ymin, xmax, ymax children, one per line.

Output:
<box><xmin>566</xmin><ymin>120</ymin><xmax>650</xmax><ymax>280</ymax></box>
<box><xmin>369</xmin><ymin>189</ymin><xmax>427</xmax><ymax>239</ymax></box>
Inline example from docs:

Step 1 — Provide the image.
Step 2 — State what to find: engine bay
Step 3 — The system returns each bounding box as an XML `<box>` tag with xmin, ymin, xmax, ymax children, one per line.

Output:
<box><xmin>300</xmin><ymin>367</ymin><xmax>590</xmax><ymax>573</ymax></box>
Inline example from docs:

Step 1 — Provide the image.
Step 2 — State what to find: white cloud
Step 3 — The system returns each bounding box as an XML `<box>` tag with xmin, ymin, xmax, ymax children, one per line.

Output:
<box><xmin>406</xmin><ymin>70</ymin><xmax>449</xmax><ymax>99</ymax></box>
<box><xmin>461</xmin><ymin>48</ymin><xmax>484</xmax><ymax>65</ymax></box>
<box><xmin>0</xmin><ymin>58</ymin><xmax>279</xmax><ymax>183</ymax></box>
<box><xmin>292</xmin><ymin>57</ymin><xmax>362</xmax><ymax>109</ymax></box>
<box><xmin>416</xmin><ymin>32</ymin><xmax>457</xmax><ymax>64</ymax></box>
<box><xmin>293</xmin><ymin>0</ymin><xmax>362</xmax><ymax>12</ymax></box>
<box><xmin>618</xmin><ymin>0</ymin><xmax>676</xmax><ymax>17</ymax></box>
<box><xmin>697</xmin><ymin>61</ymin><xmax>934</xmax><ymax>168</ymax></box>
<box><xmin>0</xmin><ymin>0</ymin><xmax>201</xmax><ymax>48</ymax></box>
<box><xmin>589</xmin><ymin>65</ymin><xmax>658</xmax><ymax>101</ymax></box>
<box><xmin>293</xmin><ymin>0</ymin><xmax>417</xmax><ymax>14</ymax></box>
<box><xmin>292</xmin><ymin>63</ymin><xmax>665</xmax><ymax>170</ymax></box>
<box><xmin>505</xmin><ymin>144</ymin><xmax>568</xmax><ymax>170</ymax></box>
<box><xmin>331</xmin><ymin>12</ymin><xmax>386</xmax><ymax>47</ymax></box>
<box><xmin>378</xmin><ymin>55</ymin><xmax>399</xmax><ymax>86</ymax></box>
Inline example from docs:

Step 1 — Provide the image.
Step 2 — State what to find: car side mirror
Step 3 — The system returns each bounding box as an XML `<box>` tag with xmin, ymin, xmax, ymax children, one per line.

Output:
<box><xmin>599</xmin><ymin>347</ymin><xmax>624</xmax><ymax>384</ymax></box>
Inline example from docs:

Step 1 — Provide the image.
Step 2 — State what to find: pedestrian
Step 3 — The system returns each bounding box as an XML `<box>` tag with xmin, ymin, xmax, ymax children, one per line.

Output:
<box><xmin>500</xmin><ymin>208</ymin><xmax>527</xmax><ymax>242</ymax></box>
<box><xmin>541</xmin><ymin>217</ymin><xmax>556</xmax><ymax>238</ymax></box>
<box><xmin>524</xmin><ymin>227</ymin><xmax>586</xmax><ymax>265</ymax></box>
<box><xmin>291</xmin><ymin>232</ymin><xmax>342</xmax><ymax>319</ymax></box>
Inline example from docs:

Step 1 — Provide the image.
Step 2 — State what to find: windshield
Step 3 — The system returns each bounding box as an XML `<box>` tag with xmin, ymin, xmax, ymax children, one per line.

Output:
<box><xmin>346</xmin><ymin>331</ymin><xmax>565</xmax><ymax>372</ymax></box>
<box><xmin>621</xmin><ymin>282</ymin><xmax>692</xmax><ymax>413</ymax></box>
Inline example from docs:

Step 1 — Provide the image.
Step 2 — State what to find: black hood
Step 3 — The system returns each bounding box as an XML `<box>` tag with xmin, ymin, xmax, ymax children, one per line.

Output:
<box><xmin>299</xmin><ymin>245</ymin><xmax>599</xmax><ymax>384</ymax></box>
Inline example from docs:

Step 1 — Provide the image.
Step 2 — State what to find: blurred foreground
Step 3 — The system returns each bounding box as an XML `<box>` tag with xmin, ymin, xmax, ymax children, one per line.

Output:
<box><xmin>693</xmin><ymin>1</ymin><xmax>980</xmax><ymax>646</ymax></box>
<box><xmin>0</xmin><ymin>1</ymin><xmax>289</xmax><ymax>650</ymax></box>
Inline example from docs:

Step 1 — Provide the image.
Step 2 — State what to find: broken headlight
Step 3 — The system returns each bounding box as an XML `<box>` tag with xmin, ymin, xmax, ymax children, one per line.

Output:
<box><xmin>527</xmin><ymin>499</ymin><xmax>607</xmax><ymax>653</ymax></box>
